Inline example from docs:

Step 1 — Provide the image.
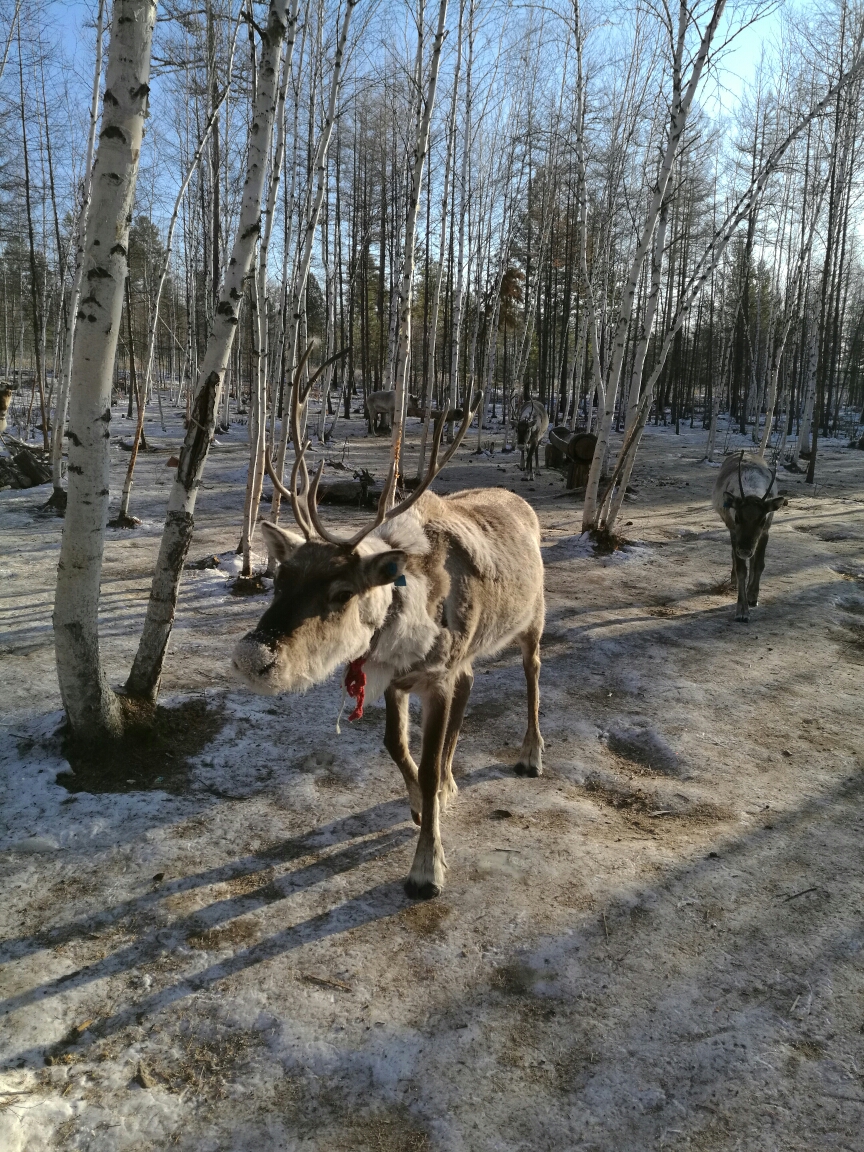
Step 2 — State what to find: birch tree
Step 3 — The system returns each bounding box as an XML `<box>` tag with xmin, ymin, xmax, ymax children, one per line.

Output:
<box><xmin>127</xmin><ymin>0</ymin><xmax>295</xmax><ymax>702</ymax></box>
<box><xmin>46</xmin><ymin>0</ymin><xmax>105</xmax><ymax>511</ymax></box>
<box><xmin>52</xmin><ymin>0</ymin><xmax>157</xmax><ymax>740</ymax></box>
<box><xmin>389</xmin><ymin>0</ymin><xmax>450</xmax><ymax>489</ymax></box>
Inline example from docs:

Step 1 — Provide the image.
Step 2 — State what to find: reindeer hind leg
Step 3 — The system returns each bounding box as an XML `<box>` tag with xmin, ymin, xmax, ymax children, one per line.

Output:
<box><xmin>384</xmin><ymin>686</ymin><xmax>422</xmax><ymax>823</ymax></box>
<box><xmin>439</xmin><ymin>669</ymin><xmax>473</xmax><ymax>808</ymax></box>
<box><xmin>405</xmin><ymin>685</ymin><xmax>451</xmax><ymax>899</ymax></box>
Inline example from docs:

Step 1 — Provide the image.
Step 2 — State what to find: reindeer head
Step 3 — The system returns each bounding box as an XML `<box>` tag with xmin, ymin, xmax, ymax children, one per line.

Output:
<box><xmin>724</xmin><ymin>455</ymin><xmax>785</xmax><ymax>558</ymax></box>
<box><xmin>232</xmin><ymin>526</ymin><xmax>406</xmax><ymax>695</ymax></box>
<box><xmin>232</xmin><ymin>346</ymin><xmax>477</xmax><ymax>697</ymax></box>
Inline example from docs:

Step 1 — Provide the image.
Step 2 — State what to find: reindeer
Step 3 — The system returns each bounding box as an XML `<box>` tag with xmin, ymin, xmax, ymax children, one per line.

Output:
<box><xmin>712</xmin><ymin>451</ymin><xmax>786</xmax><ymax>623</ymax></box>
<box><xmin>0</xmin><ymin>385</ymin><xmax>13</xmax><ymax>433</ymax></box>
<box><xmin>516</xmin><ymin>399</ymin><xmax>549</xmax><ymax>479</ymax></box>
<box><xmin>236</xmin><ymin>366</ymin><xmax>545</xmax><ymax>900</ymax></box>
<box><xmin>364</xmin><ymin>390</ymin><xmax>423</xmax><ymax>434</ymax></box>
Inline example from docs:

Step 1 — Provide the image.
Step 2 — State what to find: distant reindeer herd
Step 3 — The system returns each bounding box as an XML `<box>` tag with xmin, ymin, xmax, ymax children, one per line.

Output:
<box><xmin>228</xmin><ymin>368</ymin><xmax>790</xmax><ymax>899</ymax></box>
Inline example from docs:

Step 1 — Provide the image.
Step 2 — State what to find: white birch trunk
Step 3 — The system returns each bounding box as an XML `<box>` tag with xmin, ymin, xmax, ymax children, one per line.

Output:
<box><xmin>447</xmin><ymin>9</ymin><xmax>472</xmax><ymax>416</ymax></box>
<box><xmin>271</xmin><ymin>0</ymin><xmax>356</xmax><ymax>520</ymax></box>
<box><xmin>567</xmin><ymin>314</ymin><xmax>588</xmax><ymax>431</ymax></box>
<box><xmin>241</xmin><ymin>264</ymin><xmax>267</xmax><ymax>577</ymax></box>
<box><xmin>599</xmin><ymin>53</ymin><xmax>853</xmax><ymax>532</ymax></box>
<box><xmin>53</xmin><ymin>0</ymin><xmax>156</xmax><ymax>738</ymax></box>
<box><xmin>241</xmin><ymin>18</ymin><xmax>295</xmax><ymax>575</ymax></box>
<box><xmin>117</xmin><ymin>24</ymin><xmax>241</xmax><ymax>523</ymax></box>
<box><xmin>417</xmin><ymin>0</ymin><xmax>464</xmax><ymax>477</ymax></box>
<box><xmin>49</xmin><ymin>0</ymin><xmax>105</xmax><ymax>508</ymax></box>
<box><xmin>389</xmin><ymin>0</ymin><xmax>449</xmax><ymax>492</ymax></box>
<box><xmin>127</xmin><ymin>0</ymin><xmax>294</xmax><ymax>700</ymax></box>
<box><xmin>581</xmin><ymin>0</ymin><xmax>727</xmax><ymax>533</ymax></box>
<box><xmin>791</xmin><ymin>334</ymin><xmax>818</xmax><ymax>467</ymax></box>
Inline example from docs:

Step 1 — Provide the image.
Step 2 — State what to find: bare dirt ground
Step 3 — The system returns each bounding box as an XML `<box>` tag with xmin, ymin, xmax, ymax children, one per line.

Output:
<box><xmin>1</xmin><ymin>404</ymin><xmax>863</xmax><ymax>1152</ymax></box>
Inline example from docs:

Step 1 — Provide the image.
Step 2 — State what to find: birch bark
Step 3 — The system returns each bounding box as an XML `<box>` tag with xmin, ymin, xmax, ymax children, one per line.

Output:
<box><xmin>127</xmin><ymin>0</ymin><xmax>294</xmax><ymax>701</ymax></box>
<box><xmin>271</xmin><ymin>0</ymin><xmax>356</xmax><ymax>521</ymax></box>
<box><xmin>581</xmin><ymin>0</ymin><xmax>727</xmax><ymax>533</ymax></box>
<box><xmin>241</xmin><ymin>15</ymin><xmax>295</xmax><ymax>576</ymax></box>
<box><xmin>389</xmin><ymin>0</ymin><xmax>449</xmax><ymax>493</ymax></box>
<box><xmin>48</xmin><ymin>0</ymin><xmax>105</xmax><ymax>510</ymax></box>
<box><xmin>116</xmin><ymin>21</ymin><xmax>242</xmax><ymax>525</ymax></box>
<box><xmin>417</xmin><ymin>0</ymin><xmax>464</xmax><ymax>477</ymax></box>
<box><xmin>53</xmin><ymin>0</ymin><xmax>156</xmax><ymax>739</ymax></box>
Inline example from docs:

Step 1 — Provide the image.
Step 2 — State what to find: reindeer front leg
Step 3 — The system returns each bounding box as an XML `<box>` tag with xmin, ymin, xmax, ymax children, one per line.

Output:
<box><xmin>405</xmin><ymin>686</ymin><xmax>451</xmax><ymax>899</ymax></box>
<box><xmin>747</xmin><ymin>532</ymin><xmax>768</xmax><ymax>607</ymax></box>
<box><xmin>734</xmin><ymin>554</ymin><xmax>750</xmax><ymax>622</ymax></box>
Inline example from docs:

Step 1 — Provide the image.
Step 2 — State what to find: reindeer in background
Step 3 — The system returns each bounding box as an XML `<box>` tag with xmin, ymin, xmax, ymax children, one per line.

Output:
<box><xmin>712</xmin><ymin>451</ymin><xmax>786</xmax><ymax>623</ymax></box>
<box><xmin>364</xmin><ymin>390</ymin><xmax>425</xmax><ymax>434</ymax></box>
<box><xmin>237</xmin><ymin>370</ymin><xmax>546</xmax><ymax>899</ymax></box>
<box><xmin>0</xmin><ymin>386</ymin><xmax>13</xmax><ymax>433</ymax></box>
<box><xmin>516</xmin><ymin>399</ymin><xmax>549</xmax><ymax>479</ymax></box>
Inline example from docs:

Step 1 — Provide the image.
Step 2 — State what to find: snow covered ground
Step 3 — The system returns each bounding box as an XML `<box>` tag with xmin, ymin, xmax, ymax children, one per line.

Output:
<box><xmin>1</xmin><ymin>405</ymin><xmax>863</xmax><ymax>1151</ymax></box>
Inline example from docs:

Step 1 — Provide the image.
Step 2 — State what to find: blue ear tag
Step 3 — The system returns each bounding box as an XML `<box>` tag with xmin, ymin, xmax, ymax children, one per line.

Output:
<box><xmin>723</xmin><ymin>494</ymin><xmax>734</xmax><ymax>509</ymax></box>
<box><xmin>394</xmin><ymin>574</ymin><xmax>407</xmax><ymax>587</ymax></box>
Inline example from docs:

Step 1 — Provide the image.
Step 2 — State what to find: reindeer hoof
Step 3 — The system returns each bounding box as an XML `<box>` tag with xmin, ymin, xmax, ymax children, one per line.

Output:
<box><xmin>515</xmin><ymin>761</ymin><xmax>541</xmax><ymax>778</ymax></box>
<box><xmin>735</xmin><ymin>613</ymin><xmax>750</xmax><ymax>624</ymax></box>
<box><xmin>404</xmin><ymin>879</ymin><xmax>441</xmax><ymax>900</ymax></box>
<box><xmin>748</xmin><ymin>597</ymin><xmax>759</xmax><ymax>607</ymax></box>
<box><xmin>410</xmin><ymin>809</ymin><xmax>421</xmax><ymax>826</ymax></box>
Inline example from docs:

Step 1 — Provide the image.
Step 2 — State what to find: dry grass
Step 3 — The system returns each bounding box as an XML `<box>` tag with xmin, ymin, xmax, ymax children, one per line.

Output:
<box><xmin>582</xmin><ymin>777</ymin><xmax>727</xmax><ymax>830</ymax></box>
<box><xmin>490</xmin><ymin>962</ymin><xmax>538</xmax><ymax>995</ymax></box>
<box><xmin>143</xmin><ymin>1023</ymin><xmax>262</xmax><ymax>1100</ymax></box>
<box><xmin>340</xmin><ymin>1112</ymin><xmax>431</xmax><ymax>1152</ymax></box>
<box><xmin>522</xmin><ymin>807</ymin><xmax>577</xmax><ymax>833</ymax></box>
<box><xmin>222</xmin><ymin>865</ymin><xmax>277</xmax><ymax>897</ymax></box>
<box><xmin>185</xmin><ymin>917</ymin><xmax>259</xmax><ymax>951</ymax></box>
<box><xmin>399</xmin><ymin>901</ymin><xmax>451</xmax><ymax>937</ymax></box>
<box><xmin>53</xmin><ymin>1117</ymin><xmax>79</xmax><ymax>1146</ymax></box>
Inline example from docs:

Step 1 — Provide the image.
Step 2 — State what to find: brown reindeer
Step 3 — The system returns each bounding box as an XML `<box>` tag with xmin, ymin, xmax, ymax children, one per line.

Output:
<box><xmin>516</xmin><ymin>399</ymin><xmax>549</xmax><ymax>479</ymax></box>
<box><xmin>235</xmin><ymin>377</ymin><xmax>545</xmax><ymax>899</ymax></box>
<box><xmin>712</xmin><ymin>452</ymin><xmax>786</xmax><ymax>623</ymax></box>
<box><xmin>0</xmin><ymin>386</ymin><xmax>13</xmax><ymax>433</ymax></box>
<box><xmin>365</xmin><ymin>390</ymin><xmax>424</xmax><ymax>434</ymax></box>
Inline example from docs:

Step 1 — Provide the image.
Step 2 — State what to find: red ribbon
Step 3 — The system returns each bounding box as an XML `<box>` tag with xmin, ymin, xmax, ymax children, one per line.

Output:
<box><xmin>345</xmin><ymin>658</ymin><xmax>367</xmax><ymax>721</ymax></box>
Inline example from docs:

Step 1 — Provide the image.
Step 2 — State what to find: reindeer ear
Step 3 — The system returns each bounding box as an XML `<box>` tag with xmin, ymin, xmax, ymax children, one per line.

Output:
<box><xmin>259</xmin><ymin>520</ymin><xmax>305</xmax><ymax>564</ymax></box>
<box><xmin>765</xmin><ymin>495</ymin><xmax>786</xmax><ymax>512</ymax></box>
<box><xmin>356</xmin><ymin>550</ymin><xmax>407</xmax><ymax>590</ymax></box>
<box><xmin>722</xmin><ymin>493</ymin><xmax>737</xmax><ymax>510</ymax></box>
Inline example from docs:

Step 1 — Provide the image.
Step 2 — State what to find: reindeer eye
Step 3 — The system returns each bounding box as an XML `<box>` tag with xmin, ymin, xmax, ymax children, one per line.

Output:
<box><xmin>332</xmin><ymin>588</ymin><xmax>354</xmax><ymax>605</ymax></box>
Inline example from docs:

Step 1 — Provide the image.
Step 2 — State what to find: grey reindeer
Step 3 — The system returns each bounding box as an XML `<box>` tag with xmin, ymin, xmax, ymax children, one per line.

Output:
<box><xmin>516</xmin><ymin>399</ymin><xmax>549</xmax><ymax>479</ymax></box>
<box><xmin>364</xmin><ymin>390</ymin><xmax>423</xmax><ymax>434</ymax></box>
<box><xmin>236</xmin><ymin>376</ymin><xmax>545</xmax><ymax>900</ymax></box>
<box><xmin>712</xmin><ymin>451</ymin><xmax>786</xmax><ymax>622</ymax></box>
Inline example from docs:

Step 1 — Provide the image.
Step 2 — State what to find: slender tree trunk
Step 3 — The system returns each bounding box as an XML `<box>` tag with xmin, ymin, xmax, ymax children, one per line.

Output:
<box><xmin>271</xmin><ymin>0</ymin><xmax>356</xmax><ymax>520</ymax></box>
<box><xmin>18</xmin><ymin>17</ymin><xmax>48</xmax><ymax>452</ymax></box>
<box><xmin>117</xmin><ymin>28</ymin><xmax>241</xmax><ymax>525</ymax></box>
<box><xmin>389</xmin><ymin>0</ymin><xmax>449</xmax><ymax>489</ymax></box>
<box><xmin>127</xmin><ymin>0</ymin><xmax>294</xmax><ymax>701</ymax></box>
<box><xmin>418</xmin><ymin>0</ymin><xmax>464</xmax><ymax>476</ymax></box>
<box><xmin>53</xmin><ymin>0</ymin><xmax>156</xmax><ymax>740</ymax></box>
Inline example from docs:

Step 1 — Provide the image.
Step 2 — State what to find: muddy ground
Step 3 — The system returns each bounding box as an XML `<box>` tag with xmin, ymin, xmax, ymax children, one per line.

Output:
<box><xmin>1</xmin><ymin>404</ymin><xmax>863</xmax><ymax>1152</ymax></box>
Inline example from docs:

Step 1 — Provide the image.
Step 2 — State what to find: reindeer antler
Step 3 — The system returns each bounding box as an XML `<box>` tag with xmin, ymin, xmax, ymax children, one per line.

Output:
<box><xmin>270</xmin><ymin>387</ymin><xmax>479</xmax><ymax>551</ymax></box>
<box><xmin>762</xmin><ymin>465</ymin><xmax>778</xmax><ymax>501</ymax></box>
<box><xmin>737</xmin><ymin>450</ymin><xmax>746</xmax><ymax>500</ymax></box>
<box><xmin>264</xmin><ymin>343</ymin><xmax>347</xmax><ymax>540</ymax></box>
